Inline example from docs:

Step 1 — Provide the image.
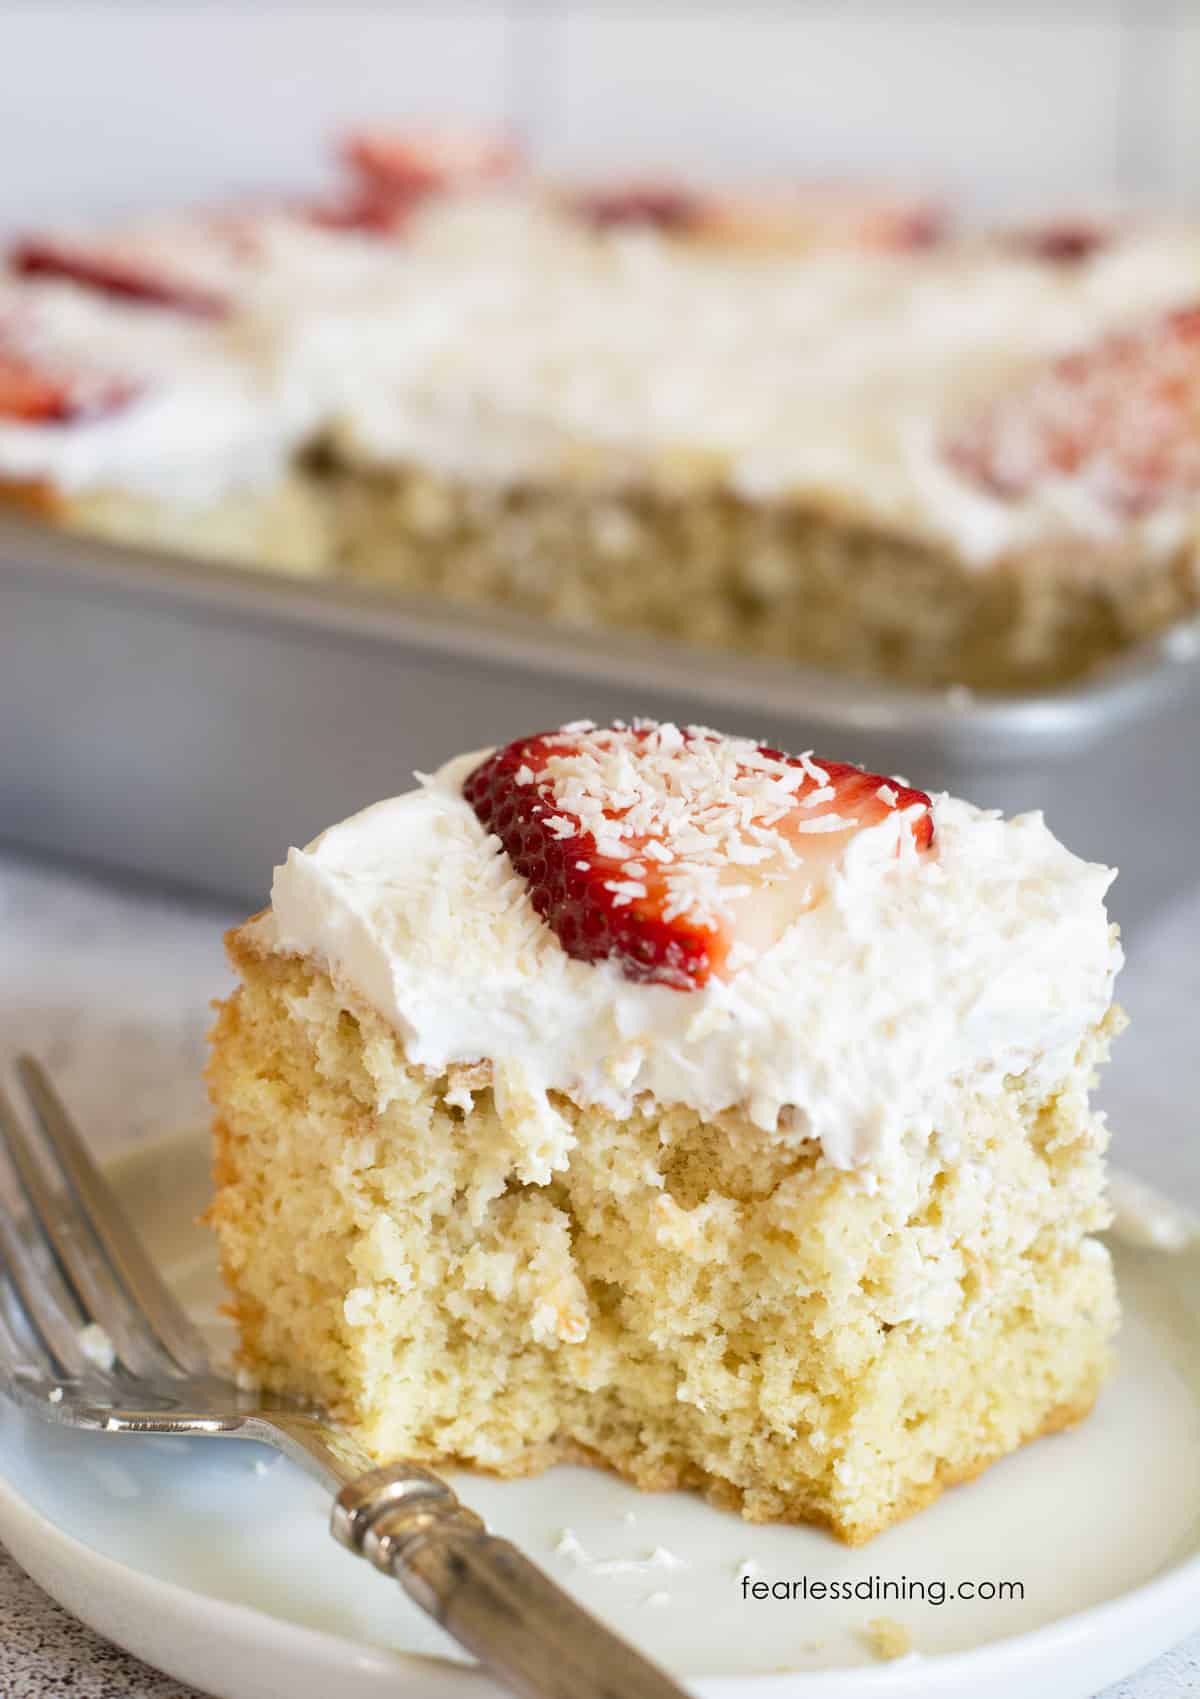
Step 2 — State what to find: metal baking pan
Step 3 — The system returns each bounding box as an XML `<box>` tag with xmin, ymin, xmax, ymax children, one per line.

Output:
<box><xmin>1</xmin><ymin>513</ymin><xmax>1197</xmax><ymax>932</ymax></box>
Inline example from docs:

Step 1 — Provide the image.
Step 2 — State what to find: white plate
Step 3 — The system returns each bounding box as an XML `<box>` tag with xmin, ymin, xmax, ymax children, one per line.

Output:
<box><xmin>2</xmin><ymin>1129</ymin><xmax>1199</xmax><ymax>1699</ymax></box>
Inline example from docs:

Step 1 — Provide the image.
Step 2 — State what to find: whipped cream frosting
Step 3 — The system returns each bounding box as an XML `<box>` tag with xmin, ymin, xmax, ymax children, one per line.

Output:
<box><xmin>0</xmin><ymin>278</ymin><xmax>311</xmax><ymax>505</ymax></box>
<box><xmin>0</xmin><ymin>211</ymin><xmax>405</xmax><ymax>504</ymax></box>
<box><xmin>262</xmin><ymin>746</ymin><xmax>1121</xmax><ymax>1180</ymax></box>
<box><xmin>6</xmin><ymin>186</ymin><xmax>1200</xmax><ymax>553</ymax></box>
<box><xmin>321</xmin><ymin>198</ymin><xmax>1200</xmax><ymax>565</ymax></box>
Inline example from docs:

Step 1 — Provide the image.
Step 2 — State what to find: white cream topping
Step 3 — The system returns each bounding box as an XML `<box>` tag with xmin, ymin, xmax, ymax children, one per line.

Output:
<box><xmin>321</xmin><ymin>199</ymin><xmax>1200</xmax><ymax>564</ymax></box>
<box><xmin>263</xmin><ymin>745</ymin><xmax>1121</xmax><ymax>1179</ymax></box>
<box><xmin>0</xmin><ymin>279</ymin><xmax>310</xmax><ymax>505</ymax></box>
<box><xmin>6</xmin><ymin>190</ymin><xmax>1200</xmax><ymax>552</ymax></box>
<box><xmin>0</xmin><ymin>211</ymin><xmax>403</xmax><ymax>504</ymax></box>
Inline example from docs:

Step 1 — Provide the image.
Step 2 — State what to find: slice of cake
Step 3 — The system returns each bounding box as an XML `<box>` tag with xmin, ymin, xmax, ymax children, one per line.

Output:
<box><xmin>207</xmin><ymin>718</ymin><xmax>1123</xmax><ymax>1543</ymax></box>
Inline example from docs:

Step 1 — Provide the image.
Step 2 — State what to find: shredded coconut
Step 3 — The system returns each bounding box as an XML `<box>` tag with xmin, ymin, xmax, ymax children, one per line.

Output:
<box><xmin>518</xmin><ymin>720</ymin><xmax>909</xmax><ymax>933</ymax></box>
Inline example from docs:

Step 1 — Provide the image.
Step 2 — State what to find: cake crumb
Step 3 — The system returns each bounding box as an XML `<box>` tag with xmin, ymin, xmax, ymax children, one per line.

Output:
<box><xmin>735</xmin><ymin>1558</ymin><xmax>762</xmax><ymax>1582</ymax></box>
<box><xmin>590</xmin><ymin>1545</ymin><xmax>686</xmax><ymax>1576</ymax></box>
<box><xmin>1108</xmin><ymin>1168</ymin><xmax>1200</xmax><ymax>1250</ymax></box>
<box><xmin>1164</xmin><ymin>622</ymin><xmax>1200</xmax><ymax>662</ymax></box>
<box><xmin>553</xmin><ymin>1528</ymin><xmax>591</xmax><ymax>1564</ymax></box>
<box><xmin>47</xmin><ymin>1386</ymin><xmax>63</xmax><ymax>1404</ymax></box>
<box><xmin>78</xmin><ymin>1323</ymin><xmax>116</xmax><ymax>1371</ymax></box>
<box><xmin>643</xmin><ymin>1590</ymin><xmax>671</xmax><ymax>1607</ymax></box>
<box><xmin>862</xmin><ymin>1617</ymin><xmax>913</xmax><ymax>1660</ymax></box>
<box><xmin>621</xmin><ymin>1509</ymin><xmax>638</xmax><ymax>1527</ymax></box>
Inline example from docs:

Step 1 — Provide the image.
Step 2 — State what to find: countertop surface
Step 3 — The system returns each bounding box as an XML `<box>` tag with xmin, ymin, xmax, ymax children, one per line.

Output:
<box><xmin>0</xmin><ymin>848</ymin><xmax>1197</xmax><ymax>1699</ymax></box>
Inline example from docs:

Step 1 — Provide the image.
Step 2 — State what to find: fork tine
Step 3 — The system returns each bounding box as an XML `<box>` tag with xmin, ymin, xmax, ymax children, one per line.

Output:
<box><xmin>0</xmin><ymin>1280</ymin><xmax>63</xmax><ymax>1405</ymax></box>
<box><xmin>0</xmin><ymin>1281</ymin><xmax>45</xmax><ymax>1383</ymax></box>
<box><xmin>0</xmin><ymin>1085</ymin><xmax>174</xmax><ymax>1379</ymax></box>
<box><xmin>16</xmin><ymin>1057</ymin><xmax>211</xmax><ymax>1375</ymax></box>
<box><xmin>0</xmin><ymin>1233</ymin><xmax>60</xmax><ymax>1378</ymax></box>
<box><xmin>0</xmin><ymin>1200</ymin><xmax>89</xmax><ymax>1375</ymax></box>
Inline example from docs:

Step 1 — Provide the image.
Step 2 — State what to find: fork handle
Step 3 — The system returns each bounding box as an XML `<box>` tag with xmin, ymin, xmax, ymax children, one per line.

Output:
<box><xmin>332</xmin><ymin>1464</ymin><xmax>690</xmax><ymax>1699</ymax></box>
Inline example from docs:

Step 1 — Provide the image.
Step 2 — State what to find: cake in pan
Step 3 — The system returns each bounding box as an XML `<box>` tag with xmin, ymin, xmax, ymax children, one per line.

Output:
<box><xmin>0</xmin><ymin>131</ymin><xmax>499</xmax><ymax>575</ymax></box>
<box><xmin>0</xmin><ymin>265</ymin><xmax>328</xmax><ymax>572</ymax></box>
<box><xmin>5</xmin><ymin>126</ymin><xmax>1200</xmax><ymax>688</ymax></box>
<box><xmin>326</xmin><ymin>201</ymin><xmax>1200</xmax><ymax>690</ymax></box>
<box><xmin>207</xmin><ymin>717</ymin><xmax>1123</xmax><ymax>1542</ymax></box>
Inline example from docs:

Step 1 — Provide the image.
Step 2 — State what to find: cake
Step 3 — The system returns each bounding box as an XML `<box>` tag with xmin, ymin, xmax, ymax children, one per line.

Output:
<box><xmin>207</xmin><ymin>717</ymin><xmax>1123</xmax><ymax>1543</ymax></box>
<box><xmin>0</xmin><ymin>269</ymin><xmax>327</xmax><ymax>573</ymax></box>
<box><xmin>0</xmin><ymin>130</ymin><xmax>506</xmax><ymax>575</ymax></box>
<box><xmin>323</xmin><ymin>195</ymin><xmax>1200</xmax><ymax>690</ymax></box>
<box><xmin>4</xmin><ymin>129</ymin><xmax>1200</xmax><ymax>687</ymax></box>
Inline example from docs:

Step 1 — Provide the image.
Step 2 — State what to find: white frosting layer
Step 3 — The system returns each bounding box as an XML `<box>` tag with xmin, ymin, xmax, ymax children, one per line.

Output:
<box><xmin>321</xmin><ymin>199</ymin><xmax>1200</xmax><ymax>565</ymax></box>
<box><xmin>6</xmin><ymin>190</ymin><xmax>1200</xmax><ymax>553</ymax></box>
<box><xmin>263</xmin><ymin>749</ymin><xmax>1121</xmax><ymax>1179</ymax></box>
<box><xmin>0</xmin><ymin>213</ymin><xmax>403</xmax><ymax>504</ymax></box>
<box><xmin>0</xmin><ymin>279</ymin><xmax>311</xmax><ymax>505</ymax></box>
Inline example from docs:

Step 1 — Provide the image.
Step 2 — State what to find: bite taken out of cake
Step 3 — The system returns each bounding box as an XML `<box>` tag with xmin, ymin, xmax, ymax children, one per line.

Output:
<box><xmin>207</xmin><ymin>718</ymin><xmax>1124</xmax><ymax>1544</ymax></box>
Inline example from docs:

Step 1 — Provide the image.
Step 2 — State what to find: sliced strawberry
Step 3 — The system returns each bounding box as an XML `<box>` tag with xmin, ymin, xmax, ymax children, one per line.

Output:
<box><xmin>463</xmin><ymin>722</ymin><xmax>933</xmax><ymax>991</ymax></box>
<box><xmin>9</xmin><ymin>237</ymin><xmax>228</xmax><ymax>319</ymax></box>
<box><xmin>567</xmin><ymin>180</ymin><xmax>944</xmax><ymax>252</ymax></box>
<box><xmin>568</xmin><ymin>182</ymin><xmax>706</xmax><ymax>235</ymax></box>
<box><xmin>945</xmin><ymin>302</ymin><xmax>1200</xmax><ymax>516</ymax></box>
<box><xmin>302</xmin><ymin>188</ymin><xmax>412</xmax><ymax>236</ymax></box>
<box><xmin>1004</xmin><ymin>218</ymin><xmax>1111</xmax><ymax>265</ymax></box>
<box><xmin>695</xmin><ymin>186</ymin><xmax>945</xmax><ymax>253</ymax></box>
<box><xmin>341</xmin><ymin>125</ymin><xmax>520</xmax><ymax>200</ymax></box>
<box><xmin>860</xmin><ymin>200</ymin><xmax>946</xmax><ymax>253</ymax></box>
<box><xmin>0</xmin><ymin>346</ymin><xmax>137</xmax><ymax>424</ymax></box>
<box><xmin>0</xmin><ymin>350</ymin><xmax>71</xmax><ymax>421</ymax></box>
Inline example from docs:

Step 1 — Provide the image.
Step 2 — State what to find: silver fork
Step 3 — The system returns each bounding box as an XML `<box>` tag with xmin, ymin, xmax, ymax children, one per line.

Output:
<box><xmin>0</xmin><ymin>1056</ymin><xmax>691</xmax><ymax>1699</ymax></box>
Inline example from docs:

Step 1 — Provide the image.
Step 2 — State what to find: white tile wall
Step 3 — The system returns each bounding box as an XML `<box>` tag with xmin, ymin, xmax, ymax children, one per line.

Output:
<box><xmin>0</xmin><ymin>5</ymin><xmax>514</xmax><ymax>225</ymax></box>
<box><xmin>1140</xmin><ymin>8</ymin><xmax>1200</xmax><ymax>203</ymax></box>
<box><xmin>534</xmin><ymin>4</ymin><xmax>1130</xmax><ymax>205</ymax></box>
<box><xmin>0</xmin><ymin>2</ymin><xmax>1195</xmax><ymax>223</ymax></box>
